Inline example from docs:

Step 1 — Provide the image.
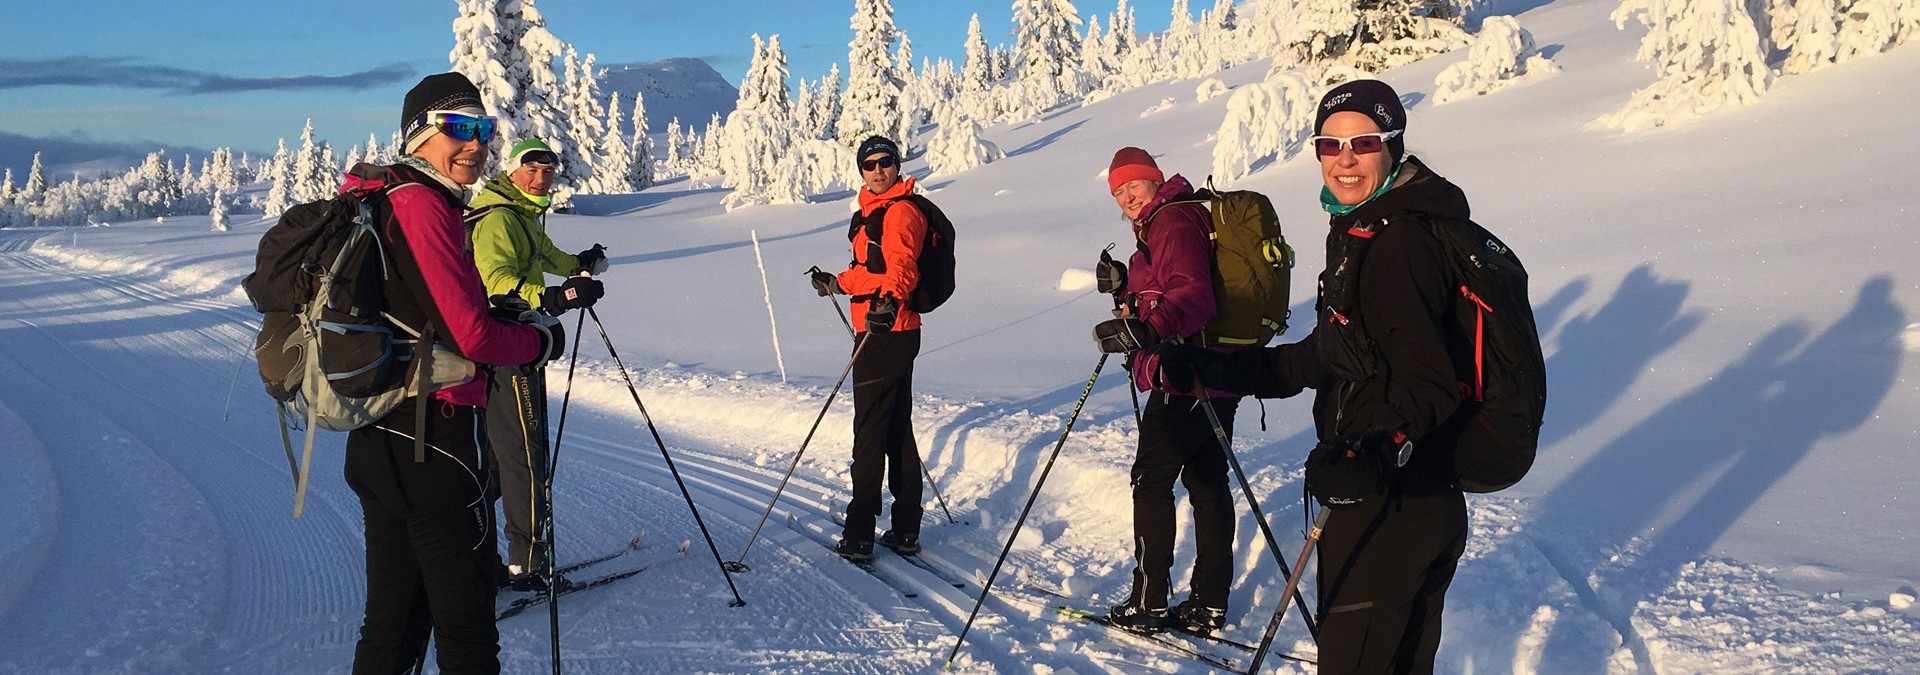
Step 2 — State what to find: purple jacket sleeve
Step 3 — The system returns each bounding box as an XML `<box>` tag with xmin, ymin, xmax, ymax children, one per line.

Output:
<box><xmin>387</xmin><ymin>184</ymin><xmax>541</xmax><ymax>367</ymax></box>
<box><xmin>1136</xmin><ymin>203</ymin><xmax>1217</xmax><ymax>340</ymax></box>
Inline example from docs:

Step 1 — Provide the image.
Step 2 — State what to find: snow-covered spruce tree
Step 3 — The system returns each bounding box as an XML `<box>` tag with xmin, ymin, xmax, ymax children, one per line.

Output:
<box><xmin>721</xmin><ymin>34</ymin><xmax>800</xmax><ymax>210</ymax></box>
<box><xmin>841</xmin><ymin>0</ymin><xmax>910</xmax><ymax>148</ymax></box>
<box><xmin>263</xmin><ymin>139</ymin><xmax>294</xmax><ymax>217</ymax></box>
<box><xmin>1433</xmin><ymin>15</ymin><xmax>1559</xmax><ymax>104</ymax></box>
<box><xmin>926</xmin><ymin>116</ymin><xmax>1005</xmax><ymax>178</ymax></box>
<box><xmin>960</xmin><ymin>14</ymin><xmax>1001</xmax><ymax>120</ymax></box>
<box><xmin>1601</xmin><ymin>0</ymin><xmax>1772</xmax><ymax>132</ymax></box>
<box><xmin>210</xmin><ymin>190</ymin><xmax>229</xmax><ymax>232</ymax></box>
<box><xmin>1</xmin><ymin>168</ymin><xmax>15</xmax><ymax>205</ymax></box>
<box><xmin>132</xmin><ymin>151</ymin><xmax>181</xmax><ymax>214</ymax></box>
<box><xmin>206</xmin><ymin>148</ymin><xmax>238</xmax><ymax>194</ymax></box>
<box><xmin>563</xmin><ymin>47</ymin><xmax>608</xmax><ymax>191</ymax></box>
<box><xmin>1212</xmin><ymin>70</ymin><xmax>1319</xmax><ymax>183</ymax></box>
<box><xmin>629</xmin><ymin>91</ymin><xmax>654</xmax><ymax>191</ymax></box>
<box><xmin>1771</xmin><ymin>0</ymin><xmax>1842</xmax><ymax>73</ymax></box>
<box><xmin>595</xmin><ymin>92</ymin><xmax>634</xmax><ymax>194</ymax></box>
<box><xmin>290</xmin><ymin>120</ymin><xmax>337</xmax><ymax>203</ymax></box>
<box><xmin>816</xmin><ymin>63</ymin><xmax>845</xmax><ymax>141</ymax></box>
<box><xmin>688</xmin><ymin>113</ymin><xmax>726</xmax><ymax>181</ymax></box>
<box><xmin>1347</xmin><ymin>0</ymin><xmax>1472</xmax><ymax>73</ymax></box>
<box><xmin>22</xmin><ymin>152</ymin><xmax>47</xmax><ymax>205</ymax></box>
<box><xmin>664</xmin><ymin>118</ymin><xmax>687</xmax><ymax>174</ymax></box>
<box><xmin>795</xmin><ymin>78</ymin><xmax>822</xmax><ymax>139</ymax></box>
<box><xmin>1009</xmin><ymin>0</ymin><xmax>1089</xmax><ymax>116</ymax></box>
<box><xmin>450</xmin><ymin>0</ymin><xmax>588</xmax><ymax>203</ymax></box>
<box><xmin>1832</xmin><ymin>0</ymin><xmax>1919</xmax><ymax>63</ymax></box>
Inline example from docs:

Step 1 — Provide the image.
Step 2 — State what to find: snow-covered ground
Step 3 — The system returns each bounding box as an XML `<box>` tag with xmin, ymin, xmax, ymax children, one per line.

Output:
<box><xmin>2</xmin><ymin>0</ymin><xmax>1917</xmax><ymax>672</ymax></box>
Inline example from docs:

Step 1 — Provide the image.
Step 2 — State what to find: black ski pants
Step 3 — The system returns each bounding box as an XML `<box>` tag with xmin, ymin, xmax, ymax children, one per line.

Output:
<box><xmin>1314</xmin><ymin>487</ymin><xmax>1468</xmax><ymax>675</ymax></box>
<box><xmin>344</xmin><ymin>400</ymin><xmax>500</xmax><ymax>675</ymax></box>
<box><xmin>841</xmin><ymin>329</ymin><xmax>922</xmax><ymax>543</ymax></box>
<box><xmin>485</xmin><ymin>364</ymin><xmax>551</xmax><ymax>573</ymax></box>
<box><xmin>1129</xmin><ymin>393</ymin><xmax>1238</xmax><ymax>610</ymax></box>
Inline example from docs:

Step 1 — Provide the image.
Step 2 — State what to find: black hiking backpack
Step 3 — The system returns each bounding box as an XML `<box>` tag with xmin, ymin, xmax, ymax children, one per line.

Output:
<box><xmin>849</xmin><ymin>194</ymin><xmax>957</xmax><ymax>314</ymax></box>
<box><xmin>1321</xmin><ymin>215</ymin><xmax>1546</xmax><ymax>493</ymax></box>
<box><xmin>242</xmin><ymin>166</ymin><xmax>473</xmax><ymax>516</ymax></box>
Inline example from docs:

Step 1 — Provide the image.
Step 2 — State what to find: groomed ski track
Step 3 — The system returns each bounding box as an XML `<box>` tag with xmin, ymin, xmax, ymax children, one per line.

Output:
<box><xmin>0</xmin><ymin>238</ymin><xmax>1284</xmax><ymax>673</ymax></box>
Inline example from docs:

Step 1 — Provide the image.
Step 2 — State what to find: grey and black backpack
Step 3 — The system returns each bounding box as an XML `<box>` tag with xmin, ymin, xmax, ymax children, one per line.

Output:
<box><xmin>242</xmin><ymin>167</ymin><xmax>473</xmax><ymax>517</ymax></box>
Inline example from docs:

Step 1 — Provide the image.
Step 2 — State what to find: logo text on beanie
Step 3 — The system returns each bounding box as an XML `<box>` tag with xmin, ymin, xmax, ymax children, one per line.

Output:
<box><xmin>1374</xmin><ymin>103</ymin><xmax>1396</xmax><ymax>127</ymax></box>
<box><xmin>1324</xmin><ymin>92</ymin><xmax>1354</xmax><ymax>109</ymax></box>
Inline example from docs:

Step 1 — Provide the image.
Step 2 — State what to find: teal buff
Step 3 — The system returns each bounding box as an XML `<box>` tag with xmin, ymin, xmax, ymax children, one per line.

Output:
<box><xmin>1320</xmin><ymin>161</ymin><xmax>1405</xmax><ymax>216</ymax></box>
<box><xmin>511</xmin><ymin>181</ymin><xmax>552</xmax><ymax>209</ymax></box>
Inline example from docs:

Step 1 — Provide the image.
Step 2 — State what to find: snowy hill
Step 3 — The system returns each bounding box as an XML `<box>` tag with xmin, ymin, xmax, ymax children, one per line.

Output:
<box><xmin>596</xmin><ymin>57</ymin><xmax>738</xmax><ymax>133</ymax></box>
<box><xmin>1</xmin><ymin>0</ymin><xmax>1917</xmax><ymax>672</ymax></box>
<box><xmin>0</xmin><ymin>129</ymin><xmax>207</xmax><ymax>180</ymax></box>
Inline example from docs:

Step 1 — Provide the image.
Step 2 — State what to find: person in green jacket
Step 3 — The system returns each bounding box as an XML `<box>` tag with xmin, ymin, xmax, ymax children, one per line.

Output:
<box><xmin>469</xmin><ymin>137</ymin><xmax>606</xmax><ymax>591</ymax></box>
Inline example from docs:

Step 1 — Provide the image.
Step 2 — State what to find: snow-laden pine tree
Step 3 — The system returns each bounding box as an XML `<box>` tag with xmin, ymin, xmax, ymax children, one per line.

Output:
<box><xmin>1348</xmin><ymin>0</ymin><xmax>1472</xmax><ymax>73</ymax></box>
<box><xmin>291</xmin><ymin>120</ymin><xmax>337</xmax><ymax>203</ymax></box>
<box><xmin>1602</xmin><ymin>0</ymin><xmax>1772</xmax><ymax>132</ymax></box>
<box><xmin>925</xmin><ymin>116</ymin><xmax>1005</xmax><ymax>177</ymax></box>
<box><xmin>1771</xmin><ymin>0</ymin><xmax>1842</xmax><ymax>73</ymax></box>
<box><xmin>23</xmin><ymin>152</ymin><xmax>47</xmax><ymax>204</ymax></box>
<box><xmin>841</xmin><ymin>0</ymin><xmax>909</xmax><ymax>148</ymax></box>
<box><xmin>959</xmin><ymin>14</ymin><xmax>1000</xmax><ymax>120</ymax></box>
<box><xmin>595</xmin><ymin>93</ymin><xmax>634</xmax><ymax>194</ymax></box>
<box><xmin>133</xmin><ymin>151</ymin><xmax>181</xmax><ymax>213</ymax></box>
<box><xmin>795</xmin><ymin>78</ymin><xmax>822</xmax><ymax>140</ymax></box>
<box><xmin>1</xmin><ymin>168</ymin><xmax>15</xmax><ymax>205</ymax></box>
<box><xmin>629</xmin><ymin>91</ymin><xmax>654</xmax><ymax>191</ymax></box>
<box><xmin>721</xmin><ymin>34</ymin><xmax>801</xmax><ymax>210</ymax></box>
<box><xmin>1433</xmin><ymin>15</ymin><xmax>1559</xmax><ymax>103</ymax></box>
<box><xmin>563</xmin><ymin>47</ymin><xmax>608</xmax><ymax>190</ymax></box>
<box><xmin>1832</xmin><ymin>0</ymin><xmax>1919</xmax><ymax>63</ymax></box>
<box><xmin>210</xmin><ymin>190</ymin><xmax>229</xmax><ymax>232</ymax></box>
<box><xmin>664</xmin><ymin>118</ymin><xmax>687</xmax><ymax>174</ymax></box>
<box><xmin>1009</xmin><ymin>0</ymin><xmax>1089</xmax><ymax>116</ymax></box>
<box><xmin>450</xmin><ymin>0</ymin><xmax>588</xmax><ymax>202</ymax></box>
<box><xmin>1212</xmin><ymin>70</ymin><xmax>1319</xmax><ymax>183</ymax></box>
<box><xmin>263</xmin><ymin>139</ymin><xmax>294</xmax><ymax>217</ymax></box>
<box><xmin>206</xmin><ymin>148</ymin><xmax>239</xmax><ymax>194</ymax></box>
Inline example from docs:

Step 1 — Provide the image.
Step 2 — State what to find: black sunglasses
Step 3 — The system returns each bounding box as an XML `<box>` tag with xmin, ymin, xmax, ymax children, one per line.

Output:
<box><xmin>860</xmin><ymin>156</ymin><xmax>897</xmax><ymax>172</ymax></box>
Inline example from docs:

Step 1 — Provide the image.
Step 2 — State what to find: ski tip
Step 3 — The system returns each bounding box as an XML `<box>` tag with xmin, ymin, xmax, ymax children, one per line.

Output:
<box><xmin>630</xmin><ymin>530</ymin><xmax>647</xmax><ymax>549</ymax></box>
<box><xmin>677</xmin><ymin>539</ymin><xmax>692</xmax><ymax>554</ymax></box>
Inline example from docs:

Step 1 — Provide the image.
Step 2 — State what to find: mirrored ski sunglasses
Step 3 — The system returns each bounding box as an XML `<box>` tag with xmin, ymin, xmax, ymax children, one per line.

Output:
<box><xmin>517</xmin><ymin>149</ymin><xmax>560</xmax><ymax>167</ymax></box>
<box><xmin>1308</xmin><ymin>129</ymin><xmax>1402</xmax><ymax>158</ymax></box>
<box><xmin>418</xmin><ymin>111</ymin><xmax>497</xmax><ymax>144</ymax></box>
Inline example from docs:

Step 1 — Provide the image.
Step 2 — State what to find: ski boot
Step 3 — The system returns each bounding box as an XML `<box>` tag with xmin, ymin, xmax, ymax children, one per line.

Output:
<box><xmin>879</xmin><ymin>529</ymin><xmax>920</xmax><ymax>557</ymax></box>
<box><xmin>1108</xmin><ymin>597</ymin><xmax>1168</xmax><ymax>634</ymax></box>
<box><xmin>1171</xmin><ymin>599</ymin><xmax>1227</xmax><ymax>635</ymax></box>
<box><xmin>834</xmin><ymin>537</ymin><xmax>874</xmax><ymax>563</ymax></box>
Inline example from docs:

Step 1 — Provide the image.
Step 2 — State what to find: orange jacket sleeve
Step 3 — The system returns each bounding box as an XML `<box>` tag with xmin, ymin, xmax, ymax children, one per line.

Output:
<box><xmin>838</xmin><ymin>198</ymin><xmax>926</xmax><ymax>302</ymax></box>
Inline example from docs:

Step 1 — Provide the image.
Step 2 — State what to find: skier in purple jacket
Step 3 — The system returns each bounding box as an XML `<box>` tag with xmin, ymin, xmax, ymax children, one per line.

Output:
<box><xmin>1091</xmin><ymin>147</ymin><xmax>1242</xmax><ymax>636</ymax></box>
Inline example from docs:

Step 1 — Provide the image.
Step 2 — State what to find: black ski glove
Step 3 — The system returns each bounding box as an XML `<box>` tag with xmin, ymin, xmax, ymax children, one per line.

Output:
<box><xmin>1092</xmin><ymin>317</ymin><xmax>1159</xmax><ymax>354</ymax></box>
<box><xmin>1156</xmin><ymin>343</ymin><xmax>1236</xmax><ymax>394</ymax></box>
<box><xmin>808</xmin><ymin>266</ymin><xmax>842</xmax><ymax>297</ymax></box>
<box><xmin>1096</xmin><ymin>249</ymin><xmax>1128</xmax><ymax>297</ymax></box>
<box><xmin>488</xmin><ymin>293</ymin><xmax>534</xmax><ymax>323</ymax></box>
<box><xmin>866</xmin><ymin>295</ymin><xmax>899</xmax><ymax>333</ymax></box>
<box><xmin>1305</xmin><ymin>429</ymin><xmax>1410</xmax><ymax>510</ymax></box>
<box><xmin>542</xmin><ymin>276</ymin><xmax>604</xmax><ymax>313</ymax></box>
<box><xmin>574</xmin><ymin>244</ymin><xmax>608</xmax><ymax>276</ymax></box>
<box><xmin>523</xmin><ymin>311</ymin><xmax>566</xmax><ymax>366</ymax></box>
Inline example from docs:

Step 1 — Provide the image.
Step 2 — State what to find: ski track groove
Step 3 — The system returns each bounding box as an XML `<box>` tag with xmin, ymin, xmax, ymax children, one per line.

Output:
<box><xmin>1528</xmin><ymin>533</ymin><xmax>1661</xmax><ymax>674</ymax></box>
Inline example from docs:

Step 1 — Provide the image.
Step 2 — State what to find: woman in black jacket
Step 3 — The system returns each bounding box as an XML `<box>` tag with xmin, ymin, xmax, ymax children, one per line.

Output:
<box><xmin>1169</xmin><ymin>79</ymin><xmax>1475</xmax><ymax>674</ymax></box>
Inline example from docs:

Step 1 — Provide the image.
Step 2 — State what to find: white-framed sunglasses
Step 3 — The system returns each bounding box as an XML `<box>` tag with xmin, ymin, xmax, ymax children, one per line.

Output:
<box><xmin>1307</xmin><ymin>129</ymin><xmax>1402</xmax><ymax>157</ymax></box>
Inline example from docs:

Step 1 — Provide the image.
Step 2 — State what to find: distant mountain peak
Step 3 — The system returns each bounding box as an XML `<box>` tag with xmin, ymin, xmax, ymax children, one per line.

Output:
<box><xmin>598</xmin><ymin>57</ymin><xmax>738</xmax><ymax>134</ymax></box>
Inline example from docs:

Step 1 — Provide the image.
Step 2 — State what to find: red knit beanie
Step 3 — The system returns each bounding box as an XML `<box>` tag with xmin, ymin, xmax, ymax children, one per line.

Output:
<box><xmin>1107</xmin><ymin>147</ymin><xmax>1164</xmax><ymax>194</ymax></box>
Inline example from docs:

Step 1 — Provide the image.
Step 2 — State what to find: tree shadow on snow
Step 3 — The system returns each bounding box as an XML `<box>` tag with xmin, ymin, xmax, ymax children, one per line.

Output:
<box><xmin>613</xmin><ymin>217</ymin><xmax>846</xmax><ymax>266</ymax></box>
<box><xmin>1009</xmin><ymin>120</ymin><xmax>1088</xmax><ymax>158</ymax></box>
<box><xmin>1522</xmin><ymin>276</ymin><xmax>1905</xmax><ymax>673</ymax></box>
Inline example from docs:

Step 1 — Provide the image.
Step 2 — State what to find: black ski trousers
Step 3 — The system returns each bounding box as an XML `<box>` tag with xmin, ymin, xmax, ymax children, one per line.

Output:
<box><xmin>1314</xmin><ymin>487</ymin><xmax>1468</xmax><ymax>675</ymax></box>
<box><xmin>485</xmin><ymin>364</ymin><xmax>551</xmax><ymax>573</ymax></box>
<box><xmin>345</xmin><ymin>400</ymin><xmax>501</xmax><ymax>675</ymax></box>
<box><xmin>1129</xmin><ymin>393</ymin><xmax>1238</xmax><ymax>610</ymax></box>
<box><xmin>841</xmin><ymin>329</ymin><xmax>922</xmax><ymax>543</ymax></box>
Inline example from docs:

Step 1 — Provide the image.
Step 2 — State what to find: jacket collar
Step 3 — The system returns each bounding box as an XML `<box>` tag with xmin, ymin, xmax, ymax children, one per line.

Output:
<box><xmin>858</xmin><ymin>174</ymin><xmax>917</xmax><ymax>214</ymax></box>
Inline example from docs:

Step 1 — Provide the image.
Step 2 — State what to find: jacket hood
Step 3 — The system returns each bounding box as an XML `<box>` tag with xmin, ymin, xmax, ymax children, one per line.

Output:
<box><xmin>472</xmin><ymin>172</ymin><xmax>546</xmax><ymax>215</ymax></box>
<box><xmin>1336</xmin><ymin>156</ymin><xmax>1471</xmax><ymax>226</ymax></box>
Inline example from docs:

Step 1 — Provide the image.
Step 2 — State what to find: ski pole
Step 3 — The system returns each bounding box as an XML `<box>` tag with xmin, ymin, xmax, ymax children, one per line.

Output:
<box><xmin>548</xmin><ymin>303</ymin><xmax>589</xmax><ymax>478</ymax></box>
<box><xmin>586</xmin><ymin>308</ymin><xmax>747</xmax><ymax>607</ymax></box>
<box><xmin>547</xmin><ymin>292</ymin><xmax>588</xmax><ymax>674</ymax></box>
<box><xmin>945</xmin><ymin>353</ymin><xmax>1108</xmax><ymax>669</ymax></box>
<box><xmin>725</xmin><ymin>332</ymin><xmax>871</xmax><ymax>572</ymax></box>
<box><xmin>1250</xmin><ymin>506</ymin><xmax>1331</xmax><ymax>674</ymax></box>
<box><xmin>825</xmin><ymin>290</ymin><xmax>961</xmax><ymax>526</ymax></box>
<box><xmin>1196</xmin><ymin>392</ymin><xmax>1319</xmax><ymax>639</ymax></box>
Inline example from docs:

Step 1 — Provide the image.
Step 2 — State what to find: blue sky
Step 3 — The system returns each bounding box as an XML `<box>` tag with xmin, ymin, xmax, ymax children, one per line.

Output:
<box><xmin>1</xmin><ymin>0</ymin><xmax>1184</xmax><ymax>159</ymax></box>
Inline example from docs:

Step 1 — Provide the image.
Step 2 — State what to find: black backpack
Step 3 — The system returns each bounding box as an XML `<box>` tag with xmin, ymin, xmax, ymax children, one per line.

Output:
<box><xmin>242</xmin><ymin>167</ymin><xmax>472</xmax><ymax>516</ymax></box>
<box><xmin>1320</xmin><ymin>215</ymin><xmax>1546</xmax><ymax>493</ymax></box>
<box><xmin>849</xmin><ymin>194</ymin><xmax>957</xmax><ymax>314</ymax></box>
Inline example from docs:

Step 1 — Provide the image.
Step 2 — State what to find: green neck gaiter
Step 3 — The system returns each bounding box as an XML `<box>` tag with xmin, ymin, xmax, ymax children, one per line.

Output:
<box><xmin>512</xmin><ymin>182</ymin><xmax>552</xmax><ymax>209</ymax></box>
<box><xmin>1320</xmin><ymin>161</ymin><xmax>1405</xmax><ymax>217</ymax></box>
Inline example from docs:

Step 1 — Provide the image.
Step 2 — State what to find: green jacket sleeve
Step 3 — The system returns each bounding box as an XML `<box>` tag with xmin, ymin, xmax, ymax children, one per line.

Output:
<box><xmin>469</xmin><ymin>209</ymin><xmax>538</xmax><ymax>306</ymax></box>
<box><xmin>530</xmin><ymin>222</ymin><xmax>581</xmax><ymax>278</ymax></box>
